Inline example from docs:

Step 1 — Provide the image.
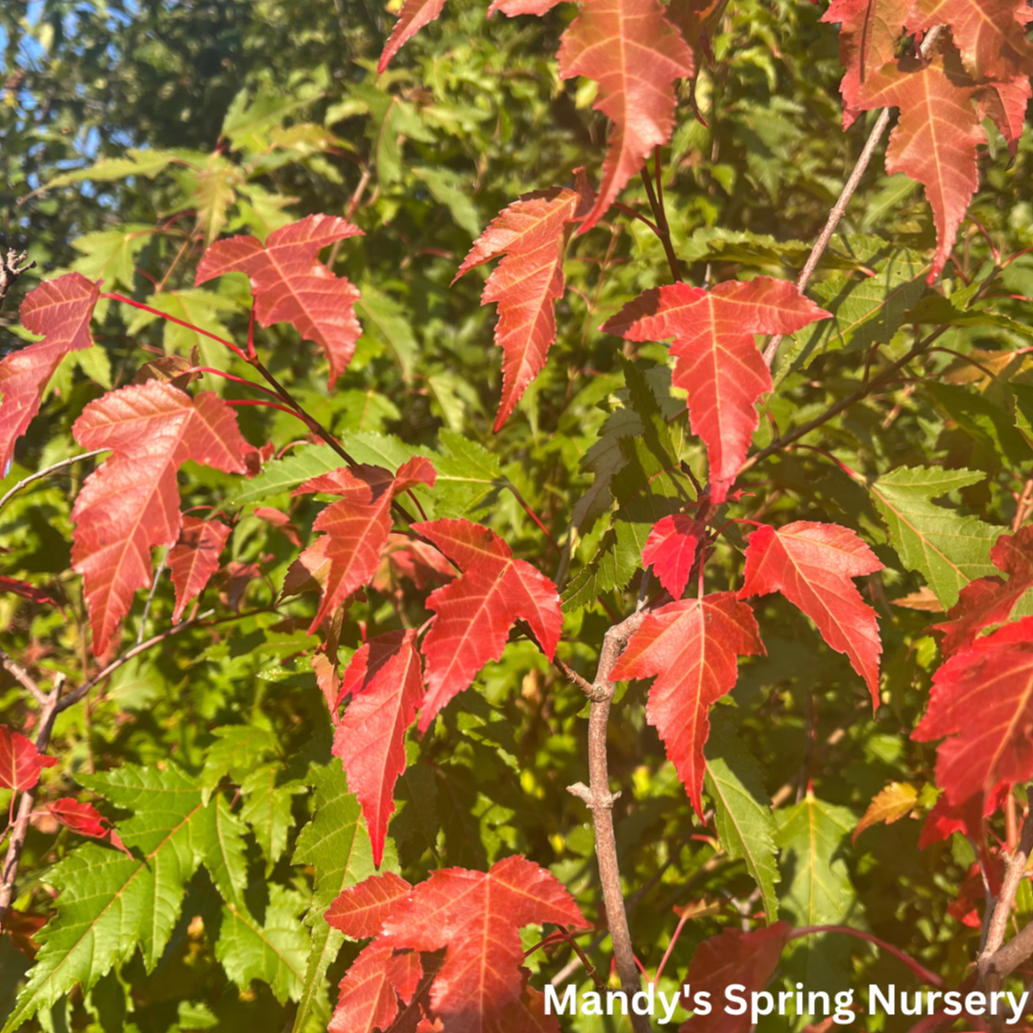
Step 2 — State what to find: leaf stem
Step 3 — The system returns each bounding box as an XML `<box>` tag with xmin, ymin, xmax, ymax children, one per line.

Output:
<box><xmin>639</xmin><ymin>167</ymin><xmax>682</xmax><ymax>283</ymax></box>
<box><xmin>190</xmin><ymin>366</ymin><xmax>284</xmax><ymax>400</ymax></box>
<box><xmin>102</xmin><ymin>292</ymin><xmax>250</xmax><ymax>362</ymax></box>
<box><xmin>613</xmin><ymin>202</ymin><xmax>661</xmax><ymax>237</ymax></box>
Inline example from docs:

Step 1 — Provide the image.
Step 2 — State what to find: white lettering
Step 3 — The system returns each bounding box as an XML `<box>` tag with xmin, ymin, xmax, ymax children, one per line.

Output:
<box><xmin>965</xmin><ymin>991</ymin><xmax>987</xmax><ymax>1016</ymax></box>
<box><xmin>1008</xmin><ymin>991</ymin><xmax>1030</xmax><ymax>1025</ymax></box>
<box><xmin>658</xmin><ymin>990</ymin><xmax>680</xmax><ymax>1024</ymax></box>
<box><xmin>869</xmin><ymin>984</ymin><xmax>895</xmax><ymax>1015</ymax></box>
<box><xmin>543</xmin><ymin>985</ymin><xmax>575</xmax><ymax>1016</ymax></box>
<box><xmin>725</xmin><ymin>985</ymin><xmax>747</xmax><ymax>1015</ymax></box>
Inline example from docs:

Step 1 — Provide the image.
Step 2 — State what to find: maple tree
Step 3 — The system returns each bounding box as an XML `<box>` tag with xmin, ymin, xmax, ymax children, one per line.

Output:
<box><xmin>3</xmin><ymin>0</ymin><xmax>1033</xmax><ymax>1030</ymax></box>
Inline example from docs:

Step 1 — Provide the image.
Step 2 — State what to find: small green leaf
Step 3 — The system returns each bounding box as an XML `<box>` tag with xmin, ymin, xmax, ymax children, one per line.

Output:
<box><xmin>704</xmin><ymin>715</ymin><xmax>780</xmax><ymax>922</ymax></box>
<box><xmin>201</xmin><ymin>725</ymin><xmax>279</xmax><ymax>804</ymax></box>
<box><xmin>290</xmin><ymin>761</ymin><xmax>391</xmax><ymax>1033</ymax></box>
<box><xmin>215</xmin><ymin>884</ymin><xmax>310</xmax><ymax>1005</ymax></box>
<box><xmin>868</xmin><ymin>465</ymin><xmax>1002</xmax><ymax>608</ymax></box>
<box><xmin>240</xmin><ymin>763</ymin><xmax>301</xmax><ymax>871</ymax></box>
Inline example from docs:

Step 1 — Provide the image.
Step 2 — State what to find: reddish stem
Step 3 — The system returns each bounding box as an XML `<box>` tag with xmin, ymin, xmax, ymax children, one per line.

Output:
<box><xmin>788</xmin><ymin>925</ymin><xmax>944</xmax><ymax>988</ymax></box>
<box><xmin>613</xmin><ymin>202</ymin><xmax>661</xmax><ymax>237</ymax></box>
<box><xmin>506</xmin><ymin>483</ymin><xmax>559</xmax><ymax>551</ymax></box>
<box><xmin>224</xmin><ymin>399</ymin><xmax>307</xmax><ymax>418</ymax></box>
<box><xmin>102</xmin><ymin>293</ymin><xmax>249</xmax><ymax>361</ymax></box>
<box><xmin>247</xmin><ymin>305</ymin><xmax>257</xmax><ymax>360</ymax></box>
<box><xmin>654</xmin><ymin>909</ymin><xmax>691</xmax><ymax>984</ymax></box>
<box><xmin>189</xmin><ymin>366</ymin><xmax>283</xmax><ymax>400</ymax></box>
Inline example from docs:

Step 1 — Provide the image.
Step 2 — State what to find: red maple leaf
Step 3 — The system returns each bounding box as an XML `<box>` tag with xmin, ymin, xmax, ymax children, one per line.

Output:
<box><xmin>195</xmin><ymin>214</ymin><xmax>364</xmax><ymax>386</ymax></box>
<box><xmin>378</xmin><ymin>0</ymin><xmax>447</xmax><ymax>71</ymax></box>
<box><xmin>377</xmin><ymin>856</ymin><xmax>588</xmax><ymax>1033</ymax></box>
<box><xmin>612</xmin><ymin>593</ymin><xmax>764</xmax><ymax>815</ymax></box>
<box><xmin>412</xmin><ymin>519</ymin><xmax>563</xmax><ymax>731</ymax></box>
<box><xmin>372</xmin><ymin>532</ymin><xmax>453</xmax><ymax>598</ymax></box>
<box><xmin>738</xmin><ymin>521</ymin><xmax>884</xmax><ymax>707</ymax></box>
<box><xmin>822</xmin><ymin>0</ymin><xmax>910</xmax><ymax>126</ymax></box>
<box><xmin>167</xmin><ymin>517</ymin><xmax>233</xmax><ymax>622</ymax></box>
<box><xmin>977</xmin><ymin>77</ymin><xmax>1032</xmax><ymax>154</ymax></box>
<box><xmin>856</xmin><ymin>58</ymin><xmax>982</xmax><ymax>282</ymax></box>
<box><xmin>557</xmin><ymin>0</ymin><xmax>695</xmax><ymax>232</ymax></box>
<box><xmin>933</xmin><ymin>526</ymin><xmax>1033</xmax><ymax>656</ymax></box>
<box><xmin>71</xmin><ymin>381</ymin><xmax>248</xmax><ymax>655</ymax></box>
<box><xmin>0</xmin><ymin>576</ymin><xmax>64</xmax><ymax>613</ymax></box>
<box><xmin>641</xmin><ymin>513</ymin><xmax>707</xmax><ymax>599</ymax></box>
<box><xmin>913</xmin><ymin>615</ymin><xmax>1033</xmax><ymax>805</ymax></box>
<box><xmin>680</xmin><ymin>922</ymin><xmax>792</xmax><ymax>1033</ymax></box>
<box><xmin>453</xmin><ymin>184</ymin><xmax>589</xmax><ymax>432</ymax></box>
<box><xmin>0</xmin><ymin>273</ymin><xmax>99</xmax><ymax>473</ymax></box>
<box><xmin>917</xmin><ymin>782</ymin><xmax>1008</xmax><ymax>849</ymax></box>
<box><xmin>603</xmin><ymin>279</ymin><xmax>830</xmax><ymax>503</ymax></box>
<box><xmin>46</xmin><ymin>798</ymin><xmax>132</xmax><ymax>856</ymax></box>
<box><xmin>326</xmin><ymin>871</ymin><xmax>413</xmax><ymax>939</ymax></box>
<box><xmin>333</xmin><ymin>630</ymin><xmax>425</xmax><ymax>866</ymax></box>
<box><xmin>329</xmin><ymin>942</ymin><xmax>423</xmax><ymax>1033</ymax></box>
<box><xmin>0</xmin><ymin>725</ymin><xmax>56</xmax><ymax>792</ymax></box>
<box><xmin>293</xmin><ymin>458</ymin><xmax>436</xmax><ymax>633</ymax></box>
<box><xmin>907</xmin><ymin>0</ymin><xmax>1033</xmax><ymax>80</ymax></box>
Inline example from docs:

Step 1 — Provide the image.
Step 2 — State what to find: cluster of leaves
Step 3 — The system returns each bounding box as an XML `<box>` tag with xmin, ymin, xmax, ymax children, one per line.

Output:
<box><xmin>5</xmin><ymin>0</ymin><xmax>1033</xmax><ymax>1031</ymax></box>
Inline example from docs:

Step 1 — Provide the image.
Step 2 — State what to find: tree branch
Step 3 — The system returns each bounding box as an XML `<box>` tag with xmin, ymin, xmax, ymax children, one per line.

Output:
<box><xmin>0</xmin><ymin>249</ymin><xmax>36</xmax><ymax>311</ymax></box>
<box><xmin>568</xmin><ymin>608</ymin><xmax>652</xmax><ymax>1033</ymax></box>
<box><xmin>978</xmin><ymin>803</ymin><xmax>1033</xmax><ymax>987</ymax></box>
<box><xmin>761</xmin><ymin>25</ymin><xmax>944</xmax><ymax>368</ymax></box>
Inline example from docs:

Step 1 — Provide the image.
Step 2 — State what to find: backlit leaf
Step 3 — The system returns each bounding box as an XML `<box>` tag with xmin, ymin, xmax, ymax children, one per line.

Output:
<box><xmin>612</xmin><ymin>592</ymin><xmax>764</xmax><ymax>815</ymax></box>
<box><xmin>739</xmin><ymin>521</ymin><xmax>883</xmax><ymax>706</ymax></box>
<box><xmin>195</xmin><ymin>214</ymin><xmax>364</xmax><ymax>386</ymax></box>
<box><xmin>1</xmin><ymin>273</ymin><xmax>99</xmax><ymax>473</ymax></box>
<box><xmin>332</xmin><ymin>630</ymin><xmax>425</xmax><ymax>867</ymax></box>
<box><xmin>603</xmin><ymin>279</ymin><xmax>829</xmax><ymax>502</ymax></box>
<box><xmin>413</xmin><ymin>519</ymin><xmax>563</xmax><ymax>730</ymax></box>
<box><xmin>71</xmin><ymin>381</ymin><xmax>248</xmax><ymax>655</ymax></box>
<box><xmin>453</xmin><ymin>185</ymin><xmax>588</xmax><ymax>431</ymax></box>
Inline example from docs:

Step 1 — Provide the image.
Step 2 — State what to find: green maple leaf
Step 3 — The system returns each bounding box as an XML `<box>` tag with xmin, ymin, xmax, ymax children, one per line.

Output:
<box><xmin>867</xmin><ymin>465</ymin><xmax>1001</xmax><ymax>608</ymax></box>
<box><xmin>705</xmin><ymin>715</ymin><xmax>780</xmax><ymax>923</ymax></box>
<box><xmin>2</xmin><ymin>765</ymin><xmax>247</xmax><ymax>1032</ymax></box>
<box><xmin>289</xmin><ymin>761</ymin><xmax>394</xmax><ymax>1033</ymax></box>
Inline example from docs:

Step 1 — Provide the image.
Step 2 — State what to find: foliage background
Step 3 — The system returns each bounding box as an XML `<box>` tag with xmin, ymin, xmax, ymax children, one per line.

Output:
<box><xmin>2</xmin><ymin>0</ymin><xmax>1033</xmax><ymax>1030</ymax></box>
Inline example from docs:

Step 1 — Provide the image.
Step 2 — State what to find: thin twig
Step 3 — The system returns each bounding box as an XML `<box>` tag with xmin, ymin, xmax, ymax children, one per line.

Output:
<box><xmin>57</xmin><ymin>609</ymin><xmax>215</xmax><ymax>713</ymax></box>
<box><xmin>554</xmin><ymin>656</ymin><xmax>594</xmax><ymax>696</ymax></box>
<box><xmin>742</xmin><ymin>324</ymin><xmax>951</xmax><ymax>476</ymax></box>
<box><xmin>0</xmin><ymin>449</ymin><xmax>108</xmax><ymax>517</ymax></box>
<box><xmin>137</xmin><ymin>548</ymin><xmax>169</xmax><ymax>646</ymax></box>
<box><xmin>761</xmin><ymin>25</ymin><xmax>944</xmax><ymax>368</ymax></box>
<box><xmin>567</xmin><ymin>608</ymin><xmax>652</xmax><ymax>1033</ymax></box>
<box><xmin>0</xmin><ymin>647</ymin><xmax>47</xmax><ymax>705</ymax></box>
